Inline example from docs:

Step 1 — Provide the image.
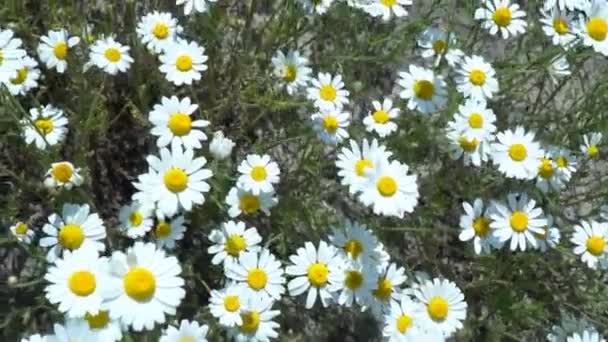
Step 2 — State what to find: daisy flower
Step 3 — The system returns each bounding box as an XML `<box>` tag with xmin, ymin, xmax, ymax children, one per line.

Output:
<box><xmin>82</xmin><ymin>310</ymin><xmax>123</xmax><ymax>341</ymax></box>
<box><xmin>536</xmin><ymin>155</ymin><xmax>564</xmax><ymax>193</ymax></box>
<box><xmin>578</xmin><ymin>1</ymin><xmax>608</xmax><ymax>56</ymax></box>
<box><xmin>368</xmin><ymin>262</ymin><xmax>407</xmax><ymax>318</ymax></box>
<box><xmin>534</xmin><ymin>215</ymin><xmax>561</xmax><ymax>252</ymax></box>
<box><xmin>208</xmin><ymin>221</ymin><xmax>262</xmax><ymax>267</ymax></box>
<box><xmin>176</xmin><ymin>0</ymin><xmax>218</xmax><ymax>15</ymax></box>
<box><xmin>149</xmin><ymin>96</ymin><xmax>210</xmax><ymax>150</ymax></box>
<box><xmin>237</xmin><ymin>154</ymin><xmax>280</xmax><ymax>195</ymax></box>
<box><xmin>10</xmin><ymin>221</ymin><xmax>34</xmax><ymax>244</ymax></box>
<box><xmin>571</xmin><ymin>220</ymin><xmax>608</xmax><ymax>269</ymax></box>
<box><xmin>229</xmin><ymin>296</ymin><xmax>280</xmax><ymax>342</ymax></box>
<box><xmin>567</xmin><ymin>330</ymin><xmax>606</xmax><ymax>342</ymax></box>
<box><xmin>307</xmin><ymin>72</ymin><xmax>350</xmax><ymax>109</ymax></box>
<box><xmin>104</xmin><ymin>241</ymin><xmax>186</xmax><ymax>331</ymax></box>
<box><xmin>88</xmin><ymin>37</ymin><xmax>133</xmax><ymax>75</ymax></box>
<box><xmin>363</xmin><ymin>0</ymin><xmax>412</xmax><ymax>21</ymax></box>
<box><xmin>39</xmin><ymin>203</ymin><xmax>106</xmax><ymax>262</ymax></box>
<box><xmin>459</xmin><ymin>198</ymin><xmax>500</xmax><ymax>255</ymax></box>
<box><xmin>132</xmin><ymin>143</ymin><xmax>213</xmax><ymax>218</ymax></box>
<box><xmin>209</xmin><ymin>284</ymin><xmax>247</xmax><ymax>327</ymax></box>
<box><xmin>490</xmin><ymin>193</ymin><xmax>548</xmax><ymax>252</ymax></box>
<box><xmin>209</xmin><ymin>131</ymin><xmax>235</xmax><ymax>160</ymax></box>
<box><xmin>225</xmin><ymin>186</ymin><xmax>278</xmax><ymax>217</ymax></box>
<box><xmin>446</xmin><ymin>130</ymin><xmax>491</xmax><ymax>167</ymax></box>
<box><xmin>20</xmin><ymin>334</ymin><xmax>47</xmax><ymax>342</ymax></box>
<box><xmin>286</xmin><ymin>240</ymin><xmax>345</xmax><ymax>309</ymax></box>
<box><xmin>336</xmin><ymin>138</ymin><xmax>392</xmax><ymax>194</ymax></box>
<box><xmin>540</xmin><ymin>7</ymin><xmax>577</xmax><ymax>48</ymax></box>
<box><xmin>37</xmin><ymin>29</ymin><xmax>79</xmax><ymax>73</ymax></box>
<box><xmin>455</xmin><ymin>55</ymin><xmax>499</xmax><ymax>100</ymax></box>
<box><xmin>549</xmin><ymin>146</ymin><xmax>577</xmax><ymax>181</ymax></box>
<box><xmin>21</xmin><ymin>105</ymin><xmax>68</xmax><ymax>150</ymax></box>
<box><xmin>159</xmin><ymin>39</ymin><xmax>208</xmax><ymax>85</ymax></box>
<box><xmin>581</xmin><ymin>132</ymin><xmax>602</xmax><ymax>159</ymax></box>
<box><xmin>474</xmin><ymin>0</ymin><xmax>527</xmax><ymax>39</ymax></box>
<box><xmin>271</xmin><ymin>50</ymin><xmax>312</xmax><ymax>95</ymax></box>
<box><xmin>136</xmin><ymin>11</ymin><xmax>182</xmax><ymax>53</ymax></box>
<box><xmin>310</xmin><ymin>106</ymin><xmax>351</xmax><ymax>145</ymax></box>
<box><xmin>363</xmin><ymin>98</ymin><xmax>400</xmax><ymax>138</ymax></box>
<box><xmin>118</xmin><ymin>201</ymin><xmax>154</xmax><ymax>239</ymax></box>
<box><xmin>44</xmin><ymin>249</ymin><xmax>110</xmax><ymax>318</ymax></box>
<box><xmin>549</xmin><ymin>55</ymin><xmax>572</xmax><ymax>84</ymax></box>
<box><xmin>329</xmin><ymin>220</ymin><xmax>383</xmax><ymax>265</ymax></box>
<box><xmin>382</xmin><ymin>294</ymin><xmax>425</xmax><ymax>341</ymax></box>
<box><xmin>160</xmin><ymin>320</ymin><xmax>209</xmax><ymax>342</ymax></box>
<box><xmin>44</xmin><ymin>161</ymin><xmax>83</xmax><ymax>190</ymax></box>
<box><xmin>337</xmin><ymin>261</ymin><xmax>377</xmax><ymax>307</ymax></box>
<box><xmin>47</xmin><ymin>320</ymin><xmax>95</xmax><ymax>342</ymax></box>
<box><xmin>225</xmin><ymin>249</ymin><xmax>286</xmax><ymax>301</ymax></box>
<box><xmin>415</xmin><ymin>278</ymin><xmax>467</xmax><ymax>338</ymax></box>
<box><xmin>447</xmin><ymin>98</ymin><xmax>497</xmax><ymax>140</ymax></box>
<box><xmin>298</xmin><ymin>0</ymin><xmax>336</xmax><ymax>15</ymax></box>
<box><xmin>397</xmin><ymin>65</ymin><xmax>447</xmax><ymax>115</ymax></box>
<box><xmin>6</xmin><ymin>55</ymin><xmax>40</xmax><ymax>96</ymax></box>
<box><xmin>0</xmin><ymin>28</ymin><xmax>25</xmax><ymax>83</ymax></box>
<box><xmin>417</xmin><ymin>26</ymin><xmax>462</xmax><ymax>67</ymax></box>
<box><xmin>491</xmin><ymin>126</ymin><xmax>544</xmax><ymax>180</ymax></box>
<box><xmin>358</xmin><ymin>159</ymin><xmax>419</xmax><ymax>218</ymax></box>
<box><xmin>154</xmin><ymin>215</ymin><xmax>187</xmax><ymax>249</ymax></box>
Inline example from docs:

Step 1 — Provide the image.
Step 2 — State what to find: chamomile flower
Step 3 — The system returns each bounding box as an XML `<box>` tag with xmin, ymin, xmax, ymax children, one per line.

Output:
<box><xmin>581</xmin><ymin>132</ymin><xmax>602</xmax><ymax>159</ymax></box>
<box><xmin>567</xmin><ymin>330</ymin><xmax>606</xmax><ymax>342</ymax></box>
<box><xmin>229</xmin><ymin>296</ymin><xmax>280</xmax><ymax>342</ymax></box>
<box><xmin>397</xmin><ymin>65</ymin><xmax>447</xmax><ymax>114</ymax></box>
<box><xmin>549</xmin><ymin>55</ymin><xmax>572</xmax><ymax>84</ymax></box>
<box><xmin>209</xmin><ymin>131</ymin><xmax>235</xmax><ymax>160</ymax></box>
<box><xmin>536</xmin><ymin>155</ymin><xmax>565</xmax><ymax>193</ymax></box>
<box><xmin>44</xmin><ymin>249</ymin><xmax>110</xmax><ymax>318</ymax></box>
<box><xmin>22</xmin><ymin>105</ymin><xmax>68</xmax><ymax>150</ymax></box>
<box><xmin>149</xmin><ymin>96</ymin><xmax>210</xmax><ymax>149</ymax></box>
<box><xmin>225</xmin><ymin>249</ymin><xmax>286</xmax><ymax>301</ymax></box>
<box><xmin>37</xmin><ymin>29</ymin><xmax>79</xmax><ymax>73</ymax></box>
<box><xmin>6</xmin><ymin>55</ymin><xmax>40</xmax><ymax>96</ymax></box>
<box><xmin>456</xmin><ymin>55</ymin><xmax>499</xmax><ymax>100</ymax></box>
<box><xmin>44</xmin><ymin>162</ymin><xmax>83</xmax><ymax>190</ymax></box>
<box><xmin>271</xmin><ymin>50</ymin><xmax>312</xmax><ymax>95</ymax></box>
<box><xmin>237</xmin><ymin>154</ymin><xmax>280</xmax><ymax>195</ymax></box>
<box><xmin>417</xmin><ymin>26</ymin><xmax>462</xmax><ymax>67</ymax></box>
<box><xmin>337</xmin><ymin>261</ymin><xmax>377</xmax><ymax>307</ymax></box>
<box><xmin>307</xmin><ymin>72</ymin><xmax>350</xmax><ymax>109</ymax></box>
<box><xmin>359</xmin><ymin>159</ymin><xmax>419</xmax><ymax>218</ymax></box>
<box><xmin>368</xmin><ymin>262</ymin><xmax>407</xmax><ymax>318</ymax></box>
<box><xmin>159</xmin><ymin>40</ymin><xmax>208</xmax><ymax>85</ymax></box>
<box><xmin>0</xmin><ymin>28</ymin><xmax>25</xmax><ymax>82</ymax></box>
<box><xmin>298</xmin><ymin>0</ymin><xmax>336</xmax><ymax>15</ymax></box>
<box><xmin>571</xmin><ymin>220</ymin><xmax>608</xmax><ymax>269</ymax></box>
<box><xmin>105</xmin><ymin>242</ymin><xmax>186</xmax><ymax>331</ymax></box>
<box><xmin>363</xmin><ymin>98</ymin><xmax>400</xmax><ymax>137</ymax></box>
<box><xmin>490</xmin><ymin>193</ymin><xmax>548</xmax><ymax>252</ymax></box>
<box><xmin>39</xmin><ymin>203</ymin><xmax>106</xmax><ymax>262</ymax></box>
<box><xmin>448</xmin><ymin>99</ymin><xmax>497</xmax><ymax>140</ymax></box>
<box><xmin>209</xmin><ymin>284</ymin><xmax>247</xmax><ymax>327</ymax></box>
<box><xmin>21</xmin><ymin>334</ymin><xmax>47</xmax><ymax>342</ymax></box>
<box><xmin>136</xmin><ymin>11</ymin><xmax>182</xmax><ymax>54</ymax></box>
<box><xmin>160</xmin><ymin>320</ymin><xmax>209</xmax><ymax>342</ymax></box>
<box><xmin>286</xmin><ymin>240</ymin><xmax>345</xmax><ymax>309</ymax></box>
<box><xmin>382</xmin><ymin>294</ymin><xmax>425</xmax><ymax>341</ymax></box>
<box><xmin>329</xmin><ymin>221</ymin><xmax>382</xmax><ymax>265</ymax></box>
<box><xmin>310</xmin><ymin>106</ymin><xmax>351</xmax><ymax>145</ymax></box>
<box><xmin>225</xmin><ymin>186</ymin><xmax>278</xmax><ymax>217</ymax></box>
<box><xmin>208</xmin><ymin>221</ymin><xmax>262</xmax><ymax>267</ymax></box>
<box><xmin>10</xmin><ymin>221</ymin><xmax>34</xmax><ymax>244</ymax></box>
<box><xmin>534</xmin><ymin>215</ymin><xmax>561</xmax><ymax>252</ymax></box>
<box><xmin>459</xmin><ymin>199</ymin><xmax>499</xmax><ymax>255</ymax></box>
<box><xmin>578</xmin><ymin>2</ymin><xmax>608</xmax><ymax>55</ymax></box>
<box><xmin>541</xmin><ymin>7</ymin><xmax>577</xmax><ymax>48</ymax></box>
<box><xmin>154</xmin><ymin>215</ymin><xmax>187</xmax><ymax>249</ymax></box>
<box><xmin>132</xmin><ymin>143</ymin><xmax>212</xmax><ymax>218</ymax></box>
<box><xmin>176</xmin><ymin>0</ymin><xmax>218</xmax><ymax>15</ymax></box>
<box><xmin>336</xmin><ymin>138</ymin><xmax>392</xmax><ymax>194</ymax></box>
<box><xmin>363</xmin><ymin>0</ymin><xmax>412</xmax><ymax>21</ymax></box>
<box><xmin>415</xmin><ymin>278</ymin><xmax>467</xmax><ymax>338</ymax></box>
<box><xmin>446</xmin><ymin>130</ymin><xmax>491</xmax><ymax>167</ymax></box>
<box><xmin>47</xmin><ymin>320</ymin><xmax>95</xmax><ymax>342</ymax></box>
<box><xmin>88</xmin><ymin>37</ymin><xmax>133</xmax><ymax>75</ymax></box>
<box><xmin>491</xmin><ymin>126</ymin><xmax>544</xmax><ymax>180</ymax></box>
<box><xmin>118</xmin><ymin>202</ymin><xmax>154</xmax><ymax>239</ymax></box>
<box><xmin>82</xmin><ymin>310</ymin><xmax>123</xmax><ymax>341</ymax></box>
<box><xmin>474</xmin><ymin>0</ymin><xmax>527</xmax><ymax>39</ymax></box>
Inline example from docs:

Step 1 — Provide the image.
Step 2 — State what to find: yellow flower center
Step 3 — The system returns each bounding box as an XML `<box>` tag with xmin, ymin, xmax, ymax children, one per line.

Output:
<box><xmin>468</xmin><ymin>112</ymin><xmax>484</xmax><ymax>128</ymax></box>
<box><xmin>10</xmin><ymin>68</ymin><xmax>28</xmax><ymax>84</ymax></box>
<box><xmin>163</xmin><ymin>168</ymin><xmax>188</xmax><ymax>193</ymax></box>
<box><xmin>396</xmin><ymin>314</ymin><xmax>413</xmax><ymax>334</ymax></box>
<box><xmin>0</xmin><ymin>50</ymin><xmax>3</xmax><ymax>64</ymax></box>
<box><xmin>180</xmin><ymin>337</ymin><xmax>196</xmax><ymax>342</ymax></box>
<box><xmin>247</xmin><ymin>268</ymin><xmax>267</xmax><ymax>290</ymax></box>
<box><xmin>469</xmin><ymin>69</ymin><xmax>487</xmax><ymax>86</ymax></box>
<box><xmin>538</xmin><ymin>158</ymin><xmax>554</xmax><ymax>179</ymax></box>
<box><xmin>129</xmin><ymin>211</ymin><xmax>143</xmax><ymax>227</ymax></box>
<box><xmin>588</xmin><ymin>144</ymin><xmax>599</xmax><ymax>158</ymax></box>
<box><xmin>52</xmin><ymin>162</ymin><xmax>73</xmax><ymax>183</ymax></box>
<box><xmin>85</xmin><ymin>311</ymin><xmax>110</xmax><ymax>329</ymax></box>
<box><xmin>176</xmin><ymin>55</ymin><xmax>193</xmax><ymax>71</ymax></box>
<box><xmin>250</xmin><ymin>166</ymin><xmax>267</xmax><ymax>181</ymax></box>
<box><xmin>413</xmin><ymin>80</ymin><xmax>434</xmax><ymax>100</ymax></box>
<box><xmin>34</xmin><ymin>118</ymin><xmax>54</xmax><ymax>136</ymax></box>
<box><xmin>152</xmin><ymin>22</ymin><xmax>170</xmax><ymax>39</ymax></box>
<box><xmin>240</xmin><ymin>311</ymin><xmax>260</xmax><ymax>333</ymax></box>
<box><xmin>556</xmin><ymin>156</ymin><xmax>568</xmax><ymax>168</ymax></box>
<box><xmin>355</xmin><ymin>159</ymin><xmax>373</xmax><ymax>177</ymax></box>
<box><xmin>123</xmin><ymin>267</ymin><xmax>156</xmax><ymax>302</ymax></box>
<box><xmin>53</xmin><ymin>42</ymin><xmax>68</xmax><ymax>60</ymax></box>
<box><xmin>323</xmin><ymin>115</ymin><xmax>339</xmax><ymax>134</ymax></box>
<box><xmin>239</xmin><ymin>194</ymin><xmax>261</xmax><ymax>214</ymax></box>
<box><xmin>168</xmin><ymin>112</ymin><xmax>192</xmax><ymax>136</ymax></box>
<box><xmin>510</xmin><ymin>211</ymin><xmax>529</xmax><ymax>232</ymax></box>
<box><xmin>344</xmin><ymin>239</ymin><xmax>363</xmax><ymax>258</ymax></box>
<box><xmin>376</xmin><ymin>176</ymin><xmax>397</xmax><ymax>197</ymax></box>
<box><xmin>473</xmin><ymin>217</ymin><xmax>490</xmax><ymax>237</ymax></box>
<box><xmin>587</xmin><ymin>17</ymin><xmax>608</xmax><ymax>41</ymax></box>
<box><xmin>372</xmin><ymin>110</ymin><xmax>390</xmax><ymax>124</ymax></box>
<box><xmin>427</xmin><ymin>296</ymin><xmax>449</xmax><ymax>321</ymax></box>
<box><xmin>380</xmin><ymin>0</ymin><xmax>397</xmax><ymax>6</ymax></box>
<box><xmin>432</xmin><ymin>39</ymin><xmax>447</xmax><ymax>54</ymax></box>
<box><xmin>586</xmin><ymin>236</ymin><xmax>606</xmax><ymax>256</ymax></box>
<box><xmin>155</xmin><ymin>221</ymin><xmax>172</xmax><ymax>238</ymax></box>
<box><xmin>282</xmin><ymin>64</ymin><xmax>297</xmax><ymax>82</ymax></box>
<box><xmin>58</xmin><ymin>224</ymin><xmax>85</xmax><ymax>250</ymax></box>
<box><xmin>225</xmin><ymin>234</ymin><xmax>247</xmax><ymax>256</ymax></box>
<box><xmin>307</xmin><ymin>262</ymin><xmax>329</xmax><ymax>287</ymax></box>
<box><xmin>68</xmin><ymin>270</ymin><xmax>96</xmax><ymax>296</ymax></box>
<box><xmin>492</xmin><ymin>7</ymin><xmax>512</xmax><ymax>27</ymax></box>
<box><xmin>458</xmin><ymin>136</ymin><xmax>479</xmax><ymax>152</ymax></box>
<box><xmin>372</xmin><ymin>277</ymin><xmax>393</xmax><ymax>301</ymax></box>
<box><xmin>319</xmin><ymin>84</ymin><xmax>337</xmax><ymax>101</ymax></box>
<box><xmin>15</xmin><ymin>223</ymin><xmax>28</xmax><ymax>235</ymax></box>
<box><xmin>104</xmin><ymin>48</ymin><xmax>121</xmax><ymax>62</ymax></box>
<box><xmin>508</xmin><ymin>143</ymin><xmax>528</xmax><ymax>161</ymax></box>
<box><xmin>345</xmin><ymin>270</ymin><xmax>363</xmax><ymax>290</ymax></box>
<box><xmin>553</xmin><ymin>17</ymin><xmax>569</xmax><ymax>35</ymax></box>
<box><xmin>224</xmin><ymin>295</ymin><xmax>240</xmax><ymax>312</ymax></box>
